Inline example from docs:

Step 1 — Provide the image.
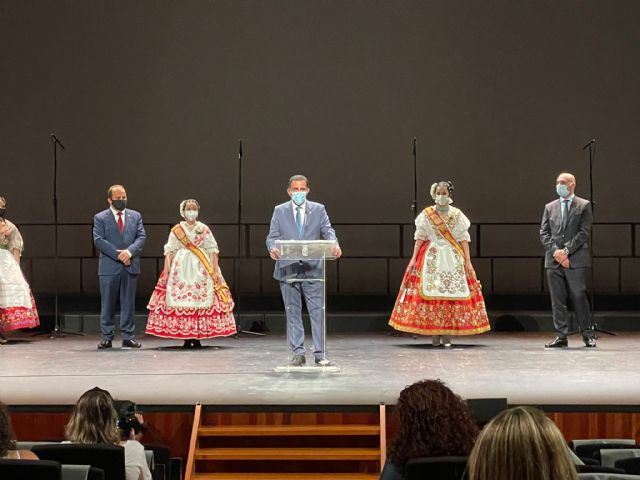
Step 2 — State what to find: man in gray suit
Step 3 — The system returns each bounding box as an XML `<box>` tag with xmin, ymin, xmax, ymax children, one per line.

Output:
<box><xmin>93</xmin><ymin>185</ymin><xmax>147</xmax><ymax>350</ymax></box>
<box><xmin>266</xmin><ymin>175</ymin><xmax>342</xmax><ymax>366</ymax></box>
<box><xmin>540</xmin><ymin>172</ymin><xmax>595</xmax><ymax>348</ymax></box>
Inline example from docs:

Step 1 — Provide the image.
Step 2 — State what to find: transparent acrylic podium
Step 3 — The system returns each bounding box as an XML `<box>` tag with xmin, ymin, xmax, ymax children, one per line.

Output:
<box><xmin>273</xmin><ymin>239</ymin><xmax>340</xmax><ymax>373</ymax></box>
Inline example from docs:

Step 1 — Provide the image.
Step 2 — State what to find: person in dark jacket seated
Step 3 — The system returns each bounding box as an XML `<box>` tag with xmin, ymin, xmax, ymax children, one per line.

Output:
<box><xmin>380</xmin><ymin>379</ymin><xmax>479</xmax><ymax>480</ymax></box>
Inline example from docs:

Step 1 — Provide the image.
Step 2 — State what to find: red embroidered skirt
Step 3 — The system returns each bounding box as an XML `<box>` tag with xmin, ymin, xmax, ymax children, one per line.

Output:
<box><xmin>146</xmin><ymin>283</ymin><xmax>237</xmax><ymax>339</ymax></box>
<box><xmin>0</xmin><ymin>293</ymin><xmax>39</xmax><ymax>332</ymax></box>
<box><xmin>389</xmin><ymin>242</ymin><xmax>490</xmax><ymax>336</ymax></box>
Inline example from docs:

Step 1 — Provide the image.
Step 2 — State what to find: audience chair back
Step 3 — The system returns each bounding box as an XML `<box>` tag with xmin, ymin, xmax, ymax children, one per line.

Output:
<box><xmin>577</xmin><ymin>473</ymin><xmax>640</xmax><ymax>479</ymax></box>
<box><xmin>144</xmin><ymin>443</ymin><xmax>172</xmax><ymax>480</ymax></box>
<box><xmin>617</xmin><ymin>458</ymin><xmax>640</xmax><ymax>476</ymax></box>
<box><xmin>406</xmin><ymin>456</ymin><xmax>468</xmax><ymax>480</ymax></box>
<box><xmin>574</xmin><ymin>441</ymin><xmax>638</xmax><ymax>463</ymax></box>
<box><xmin>600</xmin><ymin>450</ymin><xmax>640</xmax><ymax>469</ymax></box>
<box><xmin>32</xmin><ymin>443</ymin><xmax>125</xmax><ymax>480</ymax></box>
<box><xmin>0</xmin><ymin>458</ymin><xmax>62</xmax><ymax>480</ymax></box>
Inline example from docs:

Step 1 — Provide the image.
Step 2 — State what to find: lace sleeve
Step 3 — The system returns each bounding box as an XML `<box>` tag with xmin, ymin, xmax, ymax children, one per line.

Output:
<box><xmin>453</xmin><ymin>209</ymin><xmax>472</xmax><ymax>243</ymax></box>
<box><xmin>202</xmin><ymin>226</ymin><xmax>220</xmax><ymax>254</ymax></box>
<box><xmin>414</xmin><ymin>212</ymin><xmax>430</xmax><ymax>241</ymax></box>
<box><xmin>7</xmin><ymin>221</ymin><xmax>24</xmax><ymax>253</ymax></box>
<box><xmin>163</xmin><ymin>230</ymin><xmax>182</xmax><ymax>256</ymax></box>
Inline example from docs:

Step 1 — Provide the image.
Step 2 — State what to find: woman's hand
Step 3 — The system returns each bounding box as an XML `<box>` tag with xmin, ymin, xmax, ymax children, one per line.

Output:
<box><xmin>406</xmin><ymin>258</ymin><xmax>417</xmax><ymax>273</ymax></box>
<box><xmin>464</xmin><ymin>259</ymin><xmax>475</xmax><ymax>276</ymax></box>
<box><xmin>158</xmin><ymin>271</ymin><xmax>168</xmax><ymax>286</ymax></box>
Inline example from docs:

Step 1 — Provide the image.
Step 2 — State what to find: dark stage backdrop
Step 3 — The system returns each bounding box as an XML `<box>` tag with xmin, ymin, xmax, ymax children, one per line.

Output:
<box><xmin>1</xmin><ymin>0</ymin><xmax>639</xmax><ymax>299</ymax></box>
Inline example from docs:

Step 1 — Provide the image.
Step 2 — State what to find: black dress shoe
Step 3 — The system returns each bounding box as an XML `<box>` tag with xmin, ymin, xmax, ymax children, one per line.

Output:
<box><xmin>122</xmin><ymin>339</ymin><xmax>142</xmax><ymax>349</ymax></box>
<box><xmin>315</xmin><ymin>358</ymin><xmax>335</xmax><ymax>367</ymax></box>
<box><xmin>545</xmin><ymin>337</ymin><xmax>568</xmax><ymax>348</ymax></box>
<box><xmin>584</xmin><ymin>337</ymin><xmax>597</xmax><ymax>348</ymax></box>
<box><xmin>191</xmin><ymin>340</ymin><xmax>203</xmax><ymax>349</ymax></box>
<box><xmin>98</xmin><ymin>340</ymin><xmax>112</xmax><ymax>349</ymax></box>
<box><xmin>0</xmin><ymin>333</ymin><xmax>8</xmax><ymax>345</ymax></box>
<box><xmin>289</xmin><ymin>354</ymin><xmax>306</xmax><ymax>366</ymax></box>
<box><xmin>183</xmin><ymin>340</ymin><xmax>192</xmax><ymax>349</ymax></box>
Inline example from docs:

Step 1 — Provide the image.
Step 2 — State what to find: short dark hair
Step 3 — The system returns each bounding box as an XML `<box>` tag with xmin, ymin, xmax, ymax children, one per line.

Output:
<box><xmin>288</xmin><ymin>175</ymin><xmax>309</xmax><ymax>189</ymax></box>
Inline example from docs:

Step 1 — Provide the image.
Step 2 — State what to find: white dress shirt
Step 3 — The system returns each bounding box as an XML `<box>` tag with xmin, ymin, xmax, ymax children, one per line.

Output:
<box><xmin>111</xmin><ymin>206</ymin><xmax>126</xmax><ymax>226</ymax></box>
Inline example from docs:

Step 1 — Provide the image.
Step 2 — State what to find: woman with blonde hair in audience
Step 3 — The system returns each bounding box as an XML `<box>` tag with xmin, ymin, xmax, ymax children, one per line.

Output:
<box><xmin>0</xmin><ymin>401</ymin><xmax>38</xmax><ymax>459</ymax></box>
<box><xmin>65</xmin><ymin>387</ymin><xmax>151</xmax><ymax>480</ymax></box>
<box><xmin>467</xmin><ymin>406</ymin><xmax>578</xmax><ymax>480</ymax></box>
<box><xmin>380</xmin><ymin>379</ymin><xmax>479</xmax><ymax>480</ymax></box>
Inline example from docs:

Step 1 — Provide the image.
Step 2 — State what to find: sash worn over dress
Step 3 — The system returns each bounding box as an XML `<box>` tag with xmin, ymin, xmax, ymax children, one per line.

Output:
<box><xmin>146</xmin><ymin>222</ymin><xmax>236</xmax><ymax>339</ymax></box>
<box><xmin>0</xmin><ymin>220</ymin><xmax>39</xmax><ymax>332</ymax></box>
<box><xmin>389</xmin><ymin>207</ymin><xmax>490</xmax><ymax>336</ymax></box>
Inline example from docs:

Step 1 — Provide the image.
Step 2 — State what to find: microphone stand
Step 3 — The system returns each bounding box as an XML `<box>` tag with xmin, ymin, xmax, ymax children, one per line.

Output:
<box><xmin>582</xmin><ymin>139</ymin><xmax>615</xmax><ymax>338</ymax></box>
<box><xmin>390</xmin><ymin>138</ymin><xmax>419</xmax><ymax>338</ymax></box>
<box><xmin>411</xmin><ymin>137</ymin><xmax>418</xmax><ymax>220</ymax></box>
<box><xmin>34</xmin><ymin>134</ymin><xmax>82</xmax><ymax>338</ymax></box>
<box><xmin>233</xmin><ymin>139</ymin><xmax>264</xmax><ymax>337</ymax></box>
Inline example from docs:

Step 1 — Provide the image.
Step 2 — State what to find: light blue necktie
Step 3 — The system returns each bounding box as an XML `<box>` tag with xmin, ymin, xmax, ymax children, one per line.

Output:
<box><xmin>295</xmin><ymin>206</ymin><xmax>303</xmax><ymax>238</ymax></box>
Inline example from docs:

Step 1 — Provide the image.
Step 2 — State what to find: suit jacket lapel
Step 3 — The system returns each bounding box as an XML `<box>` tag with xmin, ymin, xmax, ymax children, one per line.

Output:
<box><xmin>123</xmin><ymin>211</ymin><xmax>134</xmax><ymax>239</ymax></box>
<box><xmin>105</xmin><ymin>209</ymin><xmax>119</xmax><ymax>235</ymax></box>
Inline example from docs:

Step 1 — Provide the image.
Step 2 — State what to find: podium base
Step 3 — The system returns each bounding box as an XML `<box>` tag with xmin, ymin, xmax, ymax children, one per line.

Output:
<box><xmin>273</xmin><ymin>363</ymin><xmax>341</xmax><ymax>373</ymax></box>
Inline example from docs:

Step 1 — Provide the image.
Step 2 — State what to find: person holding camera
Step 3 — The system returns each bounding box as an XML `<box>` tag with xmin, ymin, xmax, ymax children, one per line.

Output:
<box><xmin>65</xmin><ymin>387</ymin><xmax>152</xmax><ymax>480</ymax></box>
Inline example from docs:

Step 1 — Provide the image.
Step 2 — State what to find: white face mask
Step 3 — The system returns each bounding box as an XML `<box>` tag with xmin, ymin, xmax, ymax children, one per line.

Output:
<box><xmin>184</xmin><ymin>210</ymin><xmax>198</xmax><ymax>221</ymax></box>
<box><xmin>435</xmin><ymin>194</ymin><xmax>450</xmax><ymax>206</ymax></box>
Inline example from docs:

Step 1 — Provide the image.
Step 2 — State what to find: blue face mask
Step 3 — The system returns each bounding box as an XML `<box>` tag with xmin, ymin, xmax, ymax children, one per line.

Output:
<box><xmin>291</xmin><ymin>191</ymin><xmax>307</xmax><ymax>206</ymax></box>
<box><xmin>556</xmin><ymin>184</ymin><xmax>570</xmax><ymax>197</ymax></box>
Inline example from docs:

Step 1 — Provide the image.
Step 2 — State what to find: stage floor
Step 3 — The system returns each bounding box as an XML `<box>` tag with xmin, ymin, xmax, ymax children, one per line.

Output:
<box><xmin>2</xmin><ymin>331</ymin><xmax>639</xmax><ymax>407</ymax></box>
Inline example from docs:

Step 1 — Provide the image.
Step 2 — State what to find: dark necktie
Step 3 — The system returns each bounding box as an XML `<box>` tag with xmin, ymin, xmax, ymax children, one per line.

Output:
<box><xmin>117</xmin><ymin>212</ymin><xmax>124</xmax><ymax>234</ymax></box>
<box><xmin>562</xmin><ymin>200</ymin><xmax>570</xmax><ymax>230</ymax></box>
<box><xmin>295</xmin><ymin>206</ymin><xmax>303</xmax><ymax>238</ymax></box>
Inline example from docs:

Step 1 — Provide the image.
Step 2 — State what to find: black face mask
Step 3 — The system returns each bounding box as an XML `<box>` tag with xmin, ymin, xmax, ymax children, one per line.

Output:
<box><xmin>0</xmin><ymin>208</ymin><xmax>5</xmax><ymax>218</ymax></box>
<box><xmin>111</xmin><ymin>199</ymin><xmax>127</xmax><ymax>211</ymax></box>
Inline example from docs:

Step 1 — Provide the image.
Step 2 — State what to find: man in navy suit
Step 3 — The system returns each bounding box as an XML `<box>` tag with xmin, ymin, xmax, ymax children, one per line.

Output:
<box><xmin>93</xmin><ymin>185</ymin><xmax>147</xmax><ymax>349</ymax></box>
<box><xmin>540</xmin><ymin>173</ymin><xmax>595</xmax><ymax>348</ymax></box>
<box><xmin>267</xmin><ymin>175</ymin><xmax>342</xmax><ymax>366</ymax></box>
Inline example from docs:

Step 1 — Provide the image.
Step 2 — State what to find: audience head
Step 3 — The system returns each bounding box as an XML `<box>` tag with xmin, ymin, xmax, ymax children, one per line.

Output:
<box><xmin>0</xmin><ymin>402</ymin><xmax>17</xmax><ymax>457</ymax></box>
<box><xmin>468</xmin><ymin>406</ymin><xmax>578</xmax><ymax>480</ymax></box>
<box><xmin>65</xmin><ymin>387</ymin><xmax>120</xmax><ymax>445</ymax></box>
<box><xmin>388</xmin><ymin>379</ymin><xmax>479</xmax><ymax>466</ymax></box>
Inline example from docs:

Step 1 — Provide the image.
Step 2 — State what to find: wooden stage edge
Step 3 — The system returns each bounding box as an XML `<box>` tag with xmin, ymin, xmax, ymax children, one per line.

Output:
<box><xmin>9</xmin><ymin>405</ymin><xmax>640</xmax><ymax>464</ymax></box>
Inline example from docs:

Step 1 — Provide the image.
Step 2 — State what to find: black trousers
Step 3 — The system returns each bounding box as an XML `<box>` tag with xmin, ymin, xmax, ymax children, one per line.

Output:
<box><xmin>546</xmin><ymin>267</ymin><xmax>592</xmax><ymax>339</ymax></box>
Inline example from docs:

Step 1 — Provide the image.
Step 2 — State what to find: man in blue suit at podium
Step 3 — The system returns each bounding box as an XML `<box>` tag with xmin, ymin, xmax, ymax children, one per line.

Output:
<box><xmin>267</xmin><ymin>175</ymin><xmax>342</xmax><ymax>367</ymax></box>
<box><xmin>93</xmin><ymin>184</ymin><xmax>146</xmax><ymax>350</ymax></box>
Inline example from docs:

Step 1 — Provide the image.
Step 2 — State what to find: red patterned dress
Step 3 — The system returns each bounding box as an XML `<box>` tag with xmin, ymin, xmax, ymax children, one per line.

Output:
<box><xmin>146</xmin><ymin>222</ymin><xmax>236</xmax><ymax>339</ymax></box>
<box><xmin>0</xmin><ymin>220</ymin><xmax>39</xmax><ymax>333</ymax></box>
<box><xmin>389</xmin><ymin>206</ymin><xmax>490</xmax><ymax>336</ymax></box>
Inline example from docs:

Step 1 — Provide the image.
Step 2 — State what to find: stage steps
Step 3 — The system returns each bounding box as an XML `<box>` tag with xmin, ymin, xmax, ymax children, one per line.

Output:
<box><xmin>185</xmin><ymin>404</ymin><xmax>386</xmax><ymax>480</ymax></box>
<box><xmin>191</xmin><ymin>474</ymin><xmax>379</xmax><ymax>479</ymax></box>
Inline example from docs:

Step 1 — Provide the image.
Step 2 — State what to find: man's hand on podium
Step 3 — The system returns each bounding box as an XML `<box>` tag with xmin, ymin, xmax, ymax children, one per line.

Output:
<box><xmin>269</xmin><ymin>247</ymin><xmax>281</xmax><ymax>260</ymax></box>
<box><xmin>332</xmin><ymin>245</ymin><xmax>342</xmax><ymax>259</ymax></box>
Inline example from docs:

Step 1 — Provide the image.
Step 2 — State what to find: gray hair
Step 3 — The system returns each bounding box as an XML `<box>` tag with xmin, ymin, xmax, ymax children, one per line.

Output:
<box><xmin>288</xmin><ymin>175</ymin><xmax>309</xmax><ymax>189</ymax></box>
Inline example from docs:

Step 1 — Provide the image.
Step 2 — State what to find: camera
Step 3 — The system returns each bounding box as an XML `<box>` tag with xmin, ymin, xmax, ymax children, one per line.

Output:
<box><xmin>115</xmin><ymin>400</ymin><xmax>145</xmax><ymax>435</ymax></box>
